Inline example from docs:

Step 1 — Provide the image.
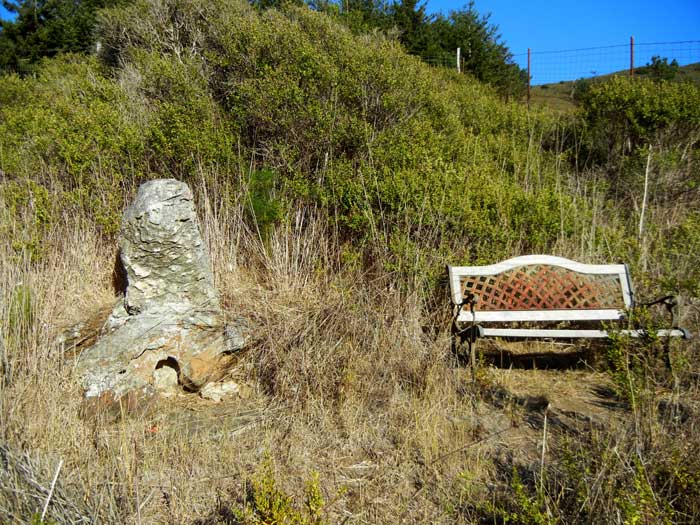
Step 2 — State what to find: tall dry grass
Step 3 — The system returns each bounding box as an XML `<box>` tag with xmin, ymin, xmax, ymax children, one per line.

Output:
<box><xmin>0</xmin><ymin>179</ymin><xmax>481</xmax><ymax>523</ymax></box>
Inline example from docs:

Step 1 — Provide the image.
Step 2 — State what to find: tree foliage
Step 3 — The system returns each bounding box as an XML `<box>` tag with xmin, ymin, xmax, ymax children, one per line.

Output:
<box><xmin>0</xmin><ymin>0</ymin><xmax>125</xmax><ymax>69</ymax></box>
<box><xmin>333</xmin><ymin>0</ymin><xmax>527</xmax><ymax>98</ymax></box>
<box><xmin>249</xmin><ymin>0</ymin><xmax>527</xmax><ymax>98</ymax></box>
<box><xmin>636</xmin><ymin>55</ymin><xmax>680</xmax><ymax>81</ymax></box>
<box><xmin>423</xmin><ymin>4</ymin><xmax>526</xmax><ymax>98</ymax></box>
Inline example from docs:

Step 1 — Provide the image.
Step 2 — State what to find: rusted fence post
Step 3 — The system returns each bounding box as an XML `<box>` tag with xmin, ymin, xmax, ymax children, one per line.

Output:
<box><xmin>527</xmin><ymin>48</ymin><xmax>531</xmax><ymax>107</ymax></box>
<box><xmin>630</xmin><ymin>36</ymin><xmax>635</xmax><ymax>77</ymax></box>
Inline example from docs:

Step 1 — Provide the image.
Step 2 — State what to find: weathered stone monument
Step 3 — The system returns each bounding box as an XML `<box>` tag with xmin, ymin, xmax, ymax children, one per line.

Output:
<box><xmin>75</xmin><ymin>179</ymin><xmax>247</xmax><ymax>404</ymax></box>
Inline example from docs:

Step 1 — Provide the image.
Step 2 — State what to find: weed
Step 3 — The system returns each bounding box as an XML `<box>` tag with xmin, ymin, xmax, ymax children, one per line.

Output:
<box><xmin>241</xmin><ymin>458</ymin><xmax>328</xmax><ymax>525</ymax></box>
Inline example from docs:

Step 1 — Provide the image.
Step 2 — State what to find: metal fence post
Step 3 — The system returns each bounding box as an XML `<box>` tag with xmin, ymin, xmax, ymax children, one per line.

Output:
<box><xmin>527</xmin><ymin>48</ymin><xmax>531</xmax><ymax>107</ymax></box>
<box><xmin>630</xmin><ymin>36</ymin><xmax>634</xmax><ymax>77</ymax></box>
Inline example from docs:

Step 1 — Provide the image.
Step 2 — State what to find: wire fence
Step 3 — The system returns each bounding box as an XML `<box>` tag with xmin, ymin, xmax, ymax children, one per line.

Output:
<box><xmin>394</xmin><ymin>39</ymin><xmax>700</xmax><ymax>94</ymax></box>
<box><xmin>513</xmin><ymin>39</ymin><xmax>700</xmax><ymax>86</ymax></box>
<box><xmin>2</xmin><ymin>39</ymin><xmax>698</xmax><ymax>88</ymax></box>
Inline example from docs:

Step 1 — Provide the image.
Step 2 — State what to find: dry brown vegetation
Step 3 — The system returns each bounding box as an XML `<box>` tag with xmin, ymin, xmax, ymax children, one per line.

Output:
<box><xmin>1</xmin><ymin>178</ymin><xmax>699</xmax><ymax>525</ymax></box>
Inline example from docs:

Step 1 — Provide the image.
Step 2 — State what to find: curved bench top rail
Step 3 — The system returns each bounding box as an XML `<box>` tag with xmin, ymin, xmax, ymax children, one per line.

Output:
<box><xmin>448</xmin><ymin>255</ymin><xmax>634</xmax><ymax>311</ymax></box>
<box><xmin>448</xmin><ymin>255</ymin><xmax>627</xmax><ymax>276</ymax></box>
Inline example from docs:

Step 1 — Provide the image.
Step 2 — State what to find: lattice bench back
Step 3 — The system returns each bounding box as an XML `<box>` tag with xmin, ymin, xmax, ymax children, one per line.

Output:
<box><xmin>448</xmin><ymin>255</ymin><xmax>634</xmax><ymax>323</ymax></box>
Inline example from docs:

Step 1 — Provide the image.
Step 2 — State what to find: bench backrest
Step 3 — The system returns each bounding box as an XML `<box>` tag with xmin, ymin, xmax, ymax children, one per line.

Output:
<box><xmin>448</xmin><ymin>255</ymin><xmax>634</xmax><ymax>323</ymax></box>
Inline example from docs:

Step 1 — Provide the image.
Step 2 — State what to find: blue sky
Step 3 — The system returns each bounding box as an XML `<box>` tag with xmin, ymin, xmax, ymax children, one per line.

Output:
<box><xmin>0</xmin><ymin>5</ymin><xmax>14</xmax><ymax>21</ymax></box>
<box><xmin>428</xmin><ymin>0</ymin><xmax>700</xmax><ymax>84</ymax></box>
<box><xmin>2</xmin><ymin>0</ymin><xmax>698</xmax><ymax>83</ymax></box>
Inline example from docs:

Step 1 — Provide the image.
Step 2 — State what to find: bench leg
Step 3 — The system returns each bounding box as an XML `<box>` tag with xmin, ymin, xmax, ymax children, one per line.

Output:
<box><xmin>469</xmin><ymin>336</ymin><xmax>476</xmax><ymax>373</ymax></box>
<box><xmin>451</xmin><ymin>325</ymin><xmax>481</xmax><ymax>370</ymax></box>
<box><xmin>451</xmin><ymin>332</ymin><xmax>472</xmax><ymax>367</ymax></box>
<box><xmin>663</xmin><ymin>338</ymin><xmax>672</xmax><ymax>372</ymax></box>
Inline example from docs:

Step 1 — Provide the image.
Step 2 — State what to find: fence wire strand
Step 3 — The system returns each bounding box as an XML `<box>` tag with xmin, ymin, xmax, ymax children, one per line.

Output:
<box><xmin>512</xmin><ymin>39</ymin><xmax>700</xmax><ymax>85</ymax></box>
<box><xmin>1</xmin><ymin>40</ymin><xmax>698</xmax><ymax>87</ymax></box>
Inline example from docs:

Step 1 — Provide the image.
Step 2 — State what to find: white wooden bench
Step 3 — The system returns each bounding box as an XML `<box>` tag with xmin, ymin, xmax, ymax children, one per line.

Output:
<box><xmin>447</xmin><ymin>255</ymin><xmax>690</xmax><ymax>362</ymax></box>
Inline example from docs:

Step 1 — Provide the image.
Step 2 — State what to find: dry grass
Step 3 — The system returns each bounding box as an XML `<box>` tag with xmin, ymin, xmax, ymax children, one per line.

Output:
<box><xmin>0</xmin><ymin>192</ymin><xmax>478</xmax><ymax>524</ymax></box>
<box><xmin>1</xmin><ymin>182</ymin><xmax>700</xmax><ymax>524</ymax></box>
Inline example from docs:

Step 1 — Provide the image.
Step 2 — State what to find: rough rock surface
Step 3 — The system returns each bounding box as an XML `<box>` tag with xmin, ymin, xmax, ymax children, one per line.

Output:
<box><xmin>200</xmin><ymin>381</ymin><xmax>241</xmax><ymax>402</ymax></box>
<box><xmin>75</xmin><ymin>179</ymin><xmax>247</xmax><ymax>403</ymax></box>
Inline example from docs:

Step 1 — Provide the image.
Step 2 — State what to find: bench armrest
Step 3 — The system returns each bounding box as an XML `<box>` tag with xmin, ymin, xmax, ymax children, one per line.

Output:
<box><xmin>634</xmin><ymin>294</ymin><xmax>679</xmax><ymax>327</ymax></box>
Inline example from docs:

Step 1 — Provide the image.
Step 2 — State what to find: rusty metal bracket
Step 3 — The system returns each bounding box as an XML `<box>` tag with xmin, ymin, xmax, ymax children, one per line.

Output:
<box><xmin>636</xmin><ymin>294</ymin><xmax>679</xmax><ymax>327</ymax></box>
<box><xmin>451</xmin><ymin>292</ymin><xmax>482</xmax><ymax>368</ymax></box>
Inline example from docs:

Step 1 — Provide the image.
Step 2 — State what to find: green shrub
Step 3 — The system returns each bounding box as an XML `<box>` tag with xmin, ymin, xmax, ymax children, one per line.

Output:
<box><xmin>128</xmin><ymin>50</ymin><xmax>235</xmax><ymax>177</ymax></box>
<box><xmin>580</xmin><ymin>76</ymin><xmax>700</xmax><ymax>166</ymax></box>
<box><xmin>0</xmin><ymin>55</ymin><xmax>146</xmax><ymax>233</ymax></box>
<box><xmin>242</xmin><ymin>458</ymin><xmax>328</xmax><ymax>525</ymax></box>
<box><xmin>0</xmin><ymin>0</ymin><xmax>585</xmax><ymax>275</ymax></box>
<box><xmin>247</xmin><ymin>168</ymin><xmax>284</xmax><ymax>242</ymax></box>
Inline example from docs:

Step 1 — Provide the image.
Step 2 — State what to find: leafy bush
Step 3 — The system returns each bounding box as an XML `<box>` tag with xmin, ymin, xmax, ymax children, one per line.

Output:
<box><xmin>0</xmin><ymin>55</ymin><xmax>146</xmax><ymax>233</ymax></box>
<box><xmin>239</xmin><ymin>458</ymin><xmax>329</xmax><ymax>524</ymax></box>
<box><xmin>2</xmin><ymin>0</ymin><xmax>578</xmax><ymax>273</ymax></box>
<box><xmin>576</xmin><ymin>76</ymin><xmax>700</xmax><ymax>265</ymax></box>
<box><xmin>636</xmin><ymin>55</ymin><xmax>681</xmax><ymax>81</ymax></box>
<box><xmin>247</xmin><ymin>168</ymin><xmax>284</xmax><ymax>243</ymax></box>
<box><xmin>580</xmin><ymin>76</ymin><xmax>700</xmax><ymax>165</ymax></box>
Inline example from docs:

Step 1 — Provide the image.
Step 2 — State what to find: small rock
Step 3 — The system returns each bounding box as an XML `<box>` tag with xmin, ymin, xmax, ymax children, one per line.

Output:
<box><xmin>153</xmin><ymin>363</ymin><xmax>179</xmax><ymax>396</ymax></box>
<box><xmin>200</xmin><ymin>381</ymin><xmax>240</xmax><ymax>402</ymax></box>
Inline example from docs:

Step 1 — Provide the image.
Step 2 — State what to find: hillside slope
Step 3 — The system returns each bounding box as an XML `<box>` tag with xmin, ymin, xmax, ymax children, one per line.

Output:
<box><xmin>532</xmin><ymin>61</ymin><xmax>700</xmax><ymax>112</ymax></box>
<box><xmin>1</xmin><ymin>1</ymin><xmax>699</xmax><ymax>523</ymax></box>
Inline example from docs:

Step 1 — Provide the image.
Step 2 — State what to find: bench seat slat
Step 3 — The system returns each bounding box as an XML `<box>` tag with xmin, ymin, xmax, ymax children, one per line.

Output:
<box><xmin>480</xmin><ymin>328</ymin><xmax>689</xmax><ymax>339</ymax></box>
<box><xmin>456</xmin><ymin>309</ymin><xmax>624</xmax><ymax>323</ymax></box>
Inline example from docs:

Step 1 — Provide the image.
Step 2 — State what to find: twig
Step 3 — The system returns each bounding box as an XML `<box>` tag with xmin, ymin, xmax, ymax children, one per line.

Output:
<box><xmin>40</xmin><ymin>458</ymin><xmax>63</xmax><ymax>522</ymax></box>
<box><xmin>638</xmin><ymin>144</ymin><xmax>652</xmax><ymax>240</ymax></box>
<box><xmin>540</xmin><ymin>404</ymin><xmax>550</xmax><ymax>493</ymax></box>
<box><xmin>138</xmin><ymin>488</ymin><xmax>156</xmax><ymax>515</ymax></box>
<box><xmin>430</xmin><ymin>427</ymin><xmax>511</xmax><ymax>465</ymax></box>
